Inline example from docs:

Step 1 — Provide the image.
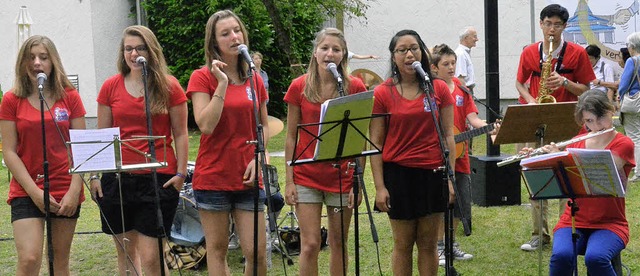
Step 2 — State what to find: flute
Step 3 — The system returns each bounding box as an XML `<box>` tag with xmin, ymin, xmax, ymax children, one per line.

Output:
<box><xmin>497</xmin><ymin>127</ymin><xmax>615</xmax><ymax>167</ymax></box>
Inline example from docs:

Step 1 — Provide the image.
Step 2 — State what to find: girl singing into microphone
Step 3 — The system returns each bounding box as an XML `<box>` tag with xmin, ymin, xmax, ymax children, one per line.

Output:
<box><xmin>187</xmin><ymin>10</ymin><xmax>269</xmax><ymax>275</ymax></box>
<box><xmin>92</xmin><ymin>25</ymin><xmax>188</xmax><ymax>275</ymax></box>
<box><xmin>284</xmin><ymin>27</ymin><xmax>367</xmax><ymax>276</ymax></box>
<box><xmin>0</xmin><ymin>35</ymin><xmax>86</xmax><ymax>275</ymax></box>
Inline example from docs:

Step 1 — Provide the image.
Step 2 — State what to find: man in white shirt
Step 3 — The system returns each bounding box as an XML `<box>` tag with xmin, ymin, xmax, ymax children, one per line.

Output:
<box><xmin>455</xmin><ymin>27</ymin><xmax>479</xmax><ymax>93</ymax></box>
<box><xmin>586</xmin><ymin>44</ymin><xmax>615</xmax><ymax>102</ymax></box>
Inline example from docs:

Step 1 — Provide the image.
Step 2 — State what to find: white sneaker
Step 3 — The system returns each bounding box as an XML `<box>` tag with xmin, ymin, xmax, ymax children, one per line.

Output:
<box><xmin>228</xmin><ymin>233</ymin><xmax>239</xmax><ymax>250</ymax></box>
<box><xmin>452</xmin><ymin>243</ymin><xmax>473</xmax><ymax>261</ymax></box>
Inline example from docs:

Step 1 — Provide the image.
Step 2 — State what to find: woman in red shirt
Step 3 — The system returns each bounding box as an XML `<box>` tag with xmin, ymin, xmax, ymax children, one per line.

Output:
<box><xmin>0</xmin><ymin>35</ymin><xmax>86</xmax><ymax>275</ymax></box>
<box><xmin>370</xmin><ymin>29</ymin><xmax>456</xmax><ymax>275</ymax></box>
<box><xmin>284</xmin><ymin>27</ymin><xmax>367</xmax><ymax>275</ymax></box>
<box><xmin>92</xmin><ymin>25</ymin><xmax>188</xmax><ymax>275</ymax></box>
<box><xmin>186</xmin><ymin>10</ymin><xmax>270</xmax><ymax>275</ymax></box>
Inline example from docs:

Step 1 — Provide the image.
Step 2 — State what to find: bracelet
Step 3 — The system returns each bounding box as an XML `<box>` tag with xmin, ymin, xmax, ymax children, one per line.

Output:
<box><xmin>213</xmin><ymin>94</ymin><xmax>225</xmax><ymax>101</ymax></box>
<box><xmin>89</xmin><ymin>175</ymin><xmax>100</xmax><ymax>181</ymax></box>
<box><xmin>176</xmin><ymin>172</ymin><xmax>187</xmax><ymax>179</ymax></box>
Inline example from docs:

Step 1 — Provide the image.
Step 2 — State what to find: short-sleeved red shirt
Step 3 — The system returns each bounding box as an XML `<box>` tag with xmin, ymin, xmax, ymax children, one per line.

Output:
<box><xmin>186</xmin><ymin>66</ymin><xmax>268</xmax><ymax>191</ymax></box>
<box><xmin>97</xmin><ymin>74</ymin><xmax>187</xmax><ymax>175</ymax></box>
<box><xmin>283</xmin><ymin>75</ymin><xmax>367</xmax><ymax>193</ymax></box>
<box><xmin>517</xmin><ymin>41</ymin><xmax>595</xmax><ymax>103</ymax></box>
<box><xmin>372</xmin><ymin>78</ymin><xmax>455</xmax><ymax>169</ymax></box>
<box><xmin>554</xmin><ymin>132</ymin><xmax>635</xmax><ymax>245</ymax></box>
<box><xmin>451</xmin><ymin>78</ymin><xmax>478</xmax><ymax>174</ymax></box>
<box><xmin>0</xmin><ymin>88</ymin><xmax>86</xmax><ymax>204</ymax></box>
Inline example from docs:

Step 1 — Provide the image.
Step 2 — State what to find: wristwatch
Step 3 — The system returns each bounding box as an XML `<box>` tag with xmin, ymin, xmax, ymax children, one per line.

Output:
<box><xmin>562</xmin><ymin>77</ymin><xmax>569</xmax><ymax>87</ymax></box>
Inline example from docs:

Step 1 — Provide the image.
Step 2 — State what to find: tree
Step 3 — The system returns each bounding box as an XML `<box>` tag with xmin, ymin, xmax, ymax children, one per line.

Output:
<box><xmin>142</xmin><ymin>0</ymin><xmax>369</xmax><ymax>119</ymax></box>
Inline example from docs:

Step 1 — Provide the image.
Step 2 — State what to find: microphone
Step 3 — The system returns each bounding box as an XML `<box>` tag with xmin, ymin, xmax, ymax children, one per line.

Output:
<box><xmin>412</xmin><ymin>61</ymin><xmax>430</xmax><ymax>82</ymax></box>
<box><xmin>136</xmin><ymin>56</ymin><xmax>147</xmax><ymax>65</ymax></box>
<box><xmin>237</xmin><ymin>44</ymin><xmax>255</xmax><ymax>69</ymax></box>
<box><xmin>326</xmin><ymin>62</ymin><xmax>343</xmax><ymax>83</ymax></box>
<box><xmin>37</xmin><ymin>72</ymin><xmax>47</xmax><ymax>89</ymax></box>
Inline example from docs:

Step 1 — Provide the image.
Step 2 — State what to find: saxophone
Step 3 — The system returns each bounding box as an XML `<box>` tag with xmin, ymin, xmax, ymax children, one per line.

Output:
<box><xmin>537</xmin><ymin>36</ymin><xmax>557</xmax><ymax>103</ymax></box>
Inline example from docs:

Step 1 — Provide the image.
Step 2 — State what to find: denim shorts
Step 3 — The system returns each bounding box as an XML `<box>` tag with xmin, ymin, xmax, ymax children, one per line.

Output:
<box><xmin>296</xmin><ymin>184</ymin><xmax>349</xmax><ymax>207</ymax></box>
<box><xmin>11</xmin><ymin>196</ymin><xmax>81</xmax><ymax>223</ymax></box>
<box><xmin>194</xmin><ymin>189</ymin><xmax>266</xmax><ymax>212</ymax></box>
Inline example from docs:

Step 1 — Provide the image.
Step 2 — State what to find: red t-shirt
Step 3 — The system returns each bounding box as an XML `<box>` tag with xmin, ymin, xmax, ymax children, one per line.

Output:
<box><xmin>97</xmin><ymin>74</ymin><xmax>187</xmax><ymax>175</ymax></box>
<box><xmin>283</xmin><ymin>75</ymin><xmax>367</xmax><ymax>193</ymax></box>
<box><xmin>451</xmin><ymin>78</ymin><xmax>478</xmax><ymax>174</ymax></box>
<box><xmin>517</xmin><ymin>41</ymin><xmax>595</xmax><ymax>103</ymax></box>
<box><xmin>554</xmin><ymin>132</ymin><xmax>635</xmax><ymax>245</ymax></box>
<box><xmin>372</xmin><ymin>78</ymin><xmax>455</xmax><ymax>169</ymax></box>
<box><xmin>0</xmin><ymin>88</ymin><xmax>86</xmax><ymax>204</ymax></box>
<box><xmin>186</xmin><ymin>66</ymin><xmax>268</xmax><ymax>191</ymax></box>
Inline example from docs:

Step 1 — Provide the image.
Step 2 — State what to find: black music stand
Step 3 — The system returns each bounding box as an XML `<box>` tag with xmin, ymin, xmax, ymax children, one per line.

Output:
<box><xmin>289</xmin><ymin>91</ymin><xmax>384</xmax><ymax>276</ymax></box>
<box><xmin>493</xmin><ymin>102</ymin><xmax>580</xmax><ymax>275</ymax></box>
<box><xmin>520</xmin><ymin>148</ymin><xmax>624</xmax><ymax>276</ymax></box>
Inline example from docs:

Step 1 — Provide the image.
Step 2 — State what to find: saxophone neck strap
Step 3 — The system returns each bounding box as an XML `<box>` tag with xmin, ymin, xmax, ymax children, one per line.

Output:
<box><xmin>534</xmin><ymin>41</ymin><xmax>569</xmax><ymax>76</ymax></box>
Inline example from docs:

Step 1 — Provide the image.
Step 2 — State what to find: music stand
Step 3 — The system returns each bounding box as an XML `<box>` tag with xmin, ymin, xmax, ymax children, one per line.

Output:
<box><xmin>67</xmin><ymin>128</ymin><xmax>168</xmax><ymax>275</ymax></box>
<box><xmin>520</xmin><ymin>148</ymin><xmax>625</xmax><ymax>276</ymax></box>
<box><xmin>289</xmin><ymin>91</ymin><xmax>385</xmax><ymax>276</ymax></box>
<box><xmin>493</xmin><ymin>102</ymin><xmax>580</xmax><ymax>276</ymax></box>
<box><xmin>494</xmin><ymin>102</ymin><xmax>580</xmax><ymax>145</ymax></box>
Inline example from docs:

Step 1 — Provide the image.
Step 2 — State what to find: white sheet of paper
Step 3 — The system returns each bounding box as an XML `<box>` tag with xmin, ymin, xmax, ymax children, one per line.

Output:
<box><xmin>69</xmin><ymin>127</ymin><xmax>121</xmax><ymax>173</ymax></box>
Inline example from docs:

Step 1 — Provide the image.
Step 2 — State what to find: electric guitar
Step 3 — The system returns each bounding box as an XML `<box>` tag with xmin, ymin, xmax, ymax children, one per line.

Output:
<box><xmin>454</xmin><ymin>122</ymin><xmax>498</xmax><ymax>158</ymax></box>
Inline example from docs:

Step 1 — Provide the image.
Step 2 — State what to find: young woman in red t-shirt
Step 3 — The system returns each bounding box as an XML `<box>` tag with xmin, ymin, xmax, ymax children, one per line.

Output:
<box><xmin>0</xmin><ymin>35</ymin><xmax>86</xmax><ymax>275</ymax></box>
<box><xmin>370</xmin><ymin>30</ymin><xmax>456</xmax><ymax>275</ymax></box>
<box><xmin>284</xmin><ymin>27</ymin><xmax>367</xmax><ymax>276</ymax></box>
<box><xmin>523</xmin><ymin>90</ymin><xmax>634</xmax><ymax>275</ymax></box>
<box><xmin>186</xmin><ymin>10</ymin><xmax>270</xmax><ymax>275</ymax></box>
<box><xmin>92</xmin><ymin>25</ymin><xmax>188</xmax><ymax>275</ymax></box>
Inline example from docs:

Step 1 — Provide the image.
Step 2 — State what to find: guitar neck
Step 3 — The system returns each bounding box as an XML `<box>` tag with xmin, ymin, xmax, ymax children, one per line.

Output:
<box><xmin>454</xmin><ymin>123</ymin><xmax>495</xmax><ymax>143</ymax></box>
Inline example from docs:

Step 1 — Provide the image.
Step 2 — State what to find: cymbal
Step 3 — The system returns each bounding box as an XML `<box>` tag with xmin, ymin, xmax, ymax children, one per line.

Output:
<box><xmin>267</xmin><ymin>115</ymin><xmax>284</xmax><ymax>138</ymax></box>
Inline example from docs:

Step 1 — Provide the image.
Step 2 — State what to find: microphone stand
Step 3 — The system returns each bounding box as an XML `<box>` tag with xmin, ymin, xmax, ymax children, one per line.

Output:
<box><xmin>246</xmin><ymin>65</ymin><xmax>272</xmax><ymax>276</ymax></box>
<box><xmin>335</xmin><ymin>80</ymin><xmax>380</xmax><ymax>276</ymax></box>
<box><xmin>38</xmin><ymin>80</ymin><xmax>55</xmax><ymax>276</ymax></box>
<box><xmin>418</xmin><ymin>74</ymin><xmax>459</xmax><ymax>276</ymax></box>
<box><xmin>140</xmin><ymin>61</ymin><xmax>167</xmax><ymax>276</ymax></box>
<box><xmin>460</xmin><ymin>88</ymin><xmax>503</xmax><ymax>119</ymax></box>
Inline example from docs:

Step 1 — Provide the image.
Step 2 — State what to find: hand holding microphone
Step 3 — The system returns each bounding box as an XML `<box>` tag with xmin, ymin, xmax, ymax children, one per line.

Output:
<box><xmin>238</xmin><ymin>44</ymin><xmax>256</xmax><ymax>69</ymax></box>
<box><xmin>326</xmin><ymin>62</ymin><xmax>343</xmax><ymax>83</ymax></box>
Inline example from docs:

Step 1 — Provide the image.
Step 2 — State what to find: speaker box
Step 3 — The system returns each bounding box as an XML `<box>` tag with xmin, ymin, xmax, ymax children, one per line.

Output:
<box><xmin>470</xmin><ymin>155</ymin><xmax>521</xmax><ymax>206</ymax></box>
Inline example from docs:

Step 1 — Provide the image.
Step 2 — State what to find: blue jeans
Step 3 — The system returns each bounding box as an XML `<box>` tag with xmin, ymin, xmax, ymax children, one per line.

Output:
<box><xmin>549</xmin><ymin>227</ymin><xmax>624</xmax><ymax>276</ymax></box>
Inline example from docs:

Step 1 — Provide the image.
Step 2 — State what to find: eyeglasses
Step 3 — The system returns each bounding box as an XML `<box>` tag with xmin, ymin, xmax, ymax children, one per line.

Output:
<box><xmin>393</xmin><ymin>46</ymin><xmax>420</xmax><ymax>55</ymax></box>
<box><xmin>124</xmin><ymin>45</ymin><xmax>148</xmax><ymax>53</ymax></box>
<box><xmin>542</xmin><ymin>22</ymin><xmax>565</xmax><ymax>30</ymax></box>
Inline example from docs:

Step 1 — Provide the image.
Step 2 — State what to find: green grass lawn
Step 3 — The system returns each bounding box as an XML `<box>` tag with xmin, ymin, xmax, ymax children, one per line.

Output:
<box><xmin>0</xmin><ymin>126</ymin><xmax>638</xmax><ymax>275</ymax></box>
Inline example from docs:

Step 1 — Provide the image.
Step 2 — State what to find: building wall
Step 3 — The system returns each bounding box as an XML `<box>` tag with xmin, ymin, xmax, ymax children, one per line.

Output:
<box><xmin>0</xmin><ymin>0</ymin><xmax>135</xmax><ymax>128</ymax></box>
<box><xmin>344</xmin><ymin>0</ymin><xmax>545</xmax><ymax>104</ymax></box>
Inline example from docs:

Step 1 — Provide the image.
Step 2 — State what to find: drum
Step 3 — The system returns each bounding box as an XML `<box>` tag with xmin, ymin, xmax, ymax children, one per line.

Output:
<box><xmin>166</xmin><ymin>171</ymin><xmax>207</xmax><ymax>270</ymax></box>
<box><xmin>170</xmin><ymin>183</ymin><xmax>204</xmax><ymax>246</ymax></box>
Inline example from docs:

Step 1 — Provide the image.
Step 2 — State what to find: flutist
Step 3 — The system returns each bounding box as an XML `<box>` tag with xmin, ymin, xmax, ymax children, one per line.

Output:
<box><xmin>514</xmin><ymin>4</ymin><xmax>596</xmax><ymax>252</ymax></box>
<box><xmin>520</xmin><ymin>90</ymin><xmax>634</xmax><ymax>275</ymax></box>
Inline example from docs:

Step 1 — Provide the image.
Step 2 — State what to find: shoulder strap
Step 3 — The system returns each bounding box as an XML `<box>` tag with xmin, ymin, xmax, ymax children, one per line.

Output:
<box><xmin>457</xmin><ymin>84</ymin><xmax>473</xmax><ymax>96</ymax></box>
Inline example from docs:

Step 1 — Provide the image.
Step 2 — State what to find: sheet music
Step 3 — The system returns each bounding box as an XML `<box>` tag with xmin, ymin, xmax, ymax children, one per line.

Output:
<box><xmin>569</xmin><ymin>148</ymin><xmax>625</xmax><ymax>197</ymax></box>
<box><xmin>69</xmin><ymin>127</ymin><xmax>121</xmax><ymax>173</ymax></box>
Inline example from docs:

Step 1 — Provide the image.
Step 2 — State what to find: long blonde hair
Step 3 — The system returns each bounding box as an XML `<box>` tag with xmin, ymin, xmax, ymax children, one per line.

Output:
<box><xmin>204</xmin><ymin>10</ymin><xmax>250</xmax><ymax>82</ymax></box>
<box><xmin>117</xmin><ymin>25</ymin><xmax>171</xmax><ymax>114</ymax></box>
<box><xmin>13</xmin><ymin>35</ymin><xmax>73</xmax><ymax>100</ymax></box>
<box><xmin>303</xmin><ymin>28</ymin><xmax>351</xmax><ymax>103</ymax></box>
